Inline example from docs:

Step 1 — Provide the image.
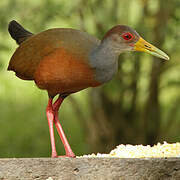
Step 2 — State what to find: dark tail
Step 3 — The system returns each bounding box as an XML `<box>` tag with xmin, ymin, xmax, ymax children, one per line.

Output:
<box><xmin>8</xmin><ymin>20</ymin><xmax>33</xmax><ymax>45</ymax></box>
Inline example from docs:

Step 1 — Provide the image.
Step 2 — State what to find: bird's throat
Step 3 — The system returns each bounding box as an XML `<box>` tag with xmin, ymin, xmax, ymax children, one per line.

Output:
<box><xmin>89</xmin><ymin>40</ymin><xmax>119</xmax><ymax>83</ymax></box>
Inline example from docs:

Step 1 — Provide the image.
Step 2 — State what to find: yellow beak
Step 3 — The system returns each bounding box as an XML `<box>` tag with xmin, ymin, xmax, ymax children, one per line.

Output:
<box><xmin>134</xmin><ymin>37</ymin><xmax>169</xmax><ymax>60</ymax></box>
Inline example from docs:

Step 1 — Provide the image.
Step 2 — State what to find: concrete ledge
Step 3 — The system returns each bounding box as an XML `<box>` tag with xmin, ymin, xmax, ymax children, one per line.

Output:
<box><xmin>0</xmin><ymin>157</ymin><xmax>180</xmax><ymax>179</ymax></box>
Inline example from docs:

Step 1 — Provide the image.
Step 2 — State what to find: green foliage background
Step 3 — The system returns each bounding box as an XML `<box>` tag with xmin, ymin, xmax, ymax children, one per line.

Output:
<box><xmin>0</xmin><ymin>0</ymin><xmax>179</xmax><ymax>157</ymax></box>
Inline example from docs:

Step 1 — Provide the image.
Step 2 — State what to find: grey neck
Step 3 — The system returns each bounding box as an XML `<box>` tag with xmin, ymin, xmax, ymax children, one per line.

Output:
<box><xmin>89</xmin><ymin>39</ymin><xmax>120</xmax><ymax>83</ymax></box>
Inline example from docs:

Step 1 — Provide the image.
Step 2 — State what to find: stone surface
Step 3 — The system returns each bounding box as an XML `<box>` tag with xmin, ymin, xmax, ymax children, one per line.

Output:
<box><xmin>0</xmin><ymin>157</ymin><xmax>180</xmax><ymax>180</ymax></box>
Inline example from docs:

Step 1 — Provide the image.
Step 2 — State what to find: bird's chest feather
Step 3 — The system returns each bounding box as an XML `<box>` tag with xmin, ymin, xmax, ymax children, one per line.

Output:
<box><xmin>34</xmin><ymin>48</ymin><xmax>101</xmax><ymax>96</ymax></box>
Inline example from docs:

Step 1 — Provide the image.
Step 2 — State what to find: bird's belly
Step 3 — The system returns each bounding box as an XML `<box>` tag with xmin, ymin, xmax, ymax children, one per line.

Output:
<box><xmin>34</xmin><ymin>48</ymin><xmax>101</xmax><ymax>97</ymax></box>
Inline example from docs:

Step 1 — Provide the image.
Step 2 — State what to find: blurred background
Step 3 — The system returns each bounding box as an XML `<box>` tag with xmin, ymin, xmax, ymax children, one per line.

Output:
<box><xmin>0</xmin><ymin>0</ymin><xmax>179</xmax><ymax>157</ymax></box>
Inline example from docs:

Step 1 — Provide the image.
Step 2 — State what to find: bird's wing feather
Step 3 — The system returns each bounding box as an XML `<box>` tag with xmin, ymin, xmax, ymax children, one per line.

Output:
<box><xmin>34</xmin><ymin>47</ymin><xmax>101</xmax><ymax>97</ymax></box>
<box><xmin>8</xmin><ymin>28</ymin><xmax>100</xmax><ymax>80</ymax></box>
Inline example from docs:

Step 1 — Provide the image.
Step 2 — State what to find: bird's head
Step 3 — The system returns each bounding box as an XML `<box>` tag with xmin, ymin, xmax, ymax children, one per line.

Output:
<box><xmin>102</xmin><ymin>25</ymin><xmax>169</xmax><ymax>60</ymax></box>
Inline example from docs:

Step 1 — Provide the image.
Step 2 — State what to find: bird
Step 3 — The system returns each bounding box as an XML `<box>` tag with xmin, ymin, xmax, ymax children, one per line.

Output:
<box><xmin>8</xmin><ymin>20</ymin><xmax>169</xmax><ymax>158</ymax></box>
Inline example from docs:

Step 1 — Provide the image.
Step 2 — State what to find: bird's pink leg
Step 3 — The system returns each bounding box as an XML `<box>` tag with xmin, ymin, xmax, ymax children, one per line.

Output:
<box><xmin>52</xmin><ymin>96</ymin><xmax>75</xmax><ymax>158</ymax></box>
<box><xmin>46</xmin><ymin>98</ymin><xmax>58</xmax><ymax>158</ymax></box>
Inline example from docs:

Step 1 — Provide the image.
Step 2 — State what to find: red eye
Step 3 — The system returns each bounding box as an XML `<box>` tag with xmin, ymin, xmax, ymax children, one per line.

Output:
<box><xmin>122</xmin><ymin>33</ymin><xmax>133</xmax><ymax>40</ymax></box>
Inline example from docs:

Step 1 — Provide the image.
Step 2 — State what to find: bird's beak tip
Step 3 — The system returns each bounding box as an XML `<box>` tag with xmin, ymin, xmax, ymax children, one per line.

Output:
<box><xmin>134</xmin><ymin>37</ymin><xmax>170</xmax><ymax>61</ymax></box>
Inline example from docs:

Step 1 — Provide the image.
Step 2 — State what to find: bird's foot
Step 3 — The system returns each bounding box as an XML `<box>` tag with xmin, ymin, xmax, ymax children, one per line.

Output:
<box><xmin>51</xmin><ymin>150</ymin><xmax>75</xmax><ymax>158</ymax></box>
<box><xmin>52</xmin><ymin>154</ymin><xmax>76</xmax><ymax>158</ymax></box>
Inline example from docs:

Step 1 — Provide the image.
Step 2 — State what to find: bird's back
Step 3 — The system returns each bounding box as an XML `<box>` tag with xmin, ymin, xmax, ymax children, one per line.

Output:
<box><xmin>8</xmin><ymin>28</ymin><xmax>100</xmax><ymax>81</ymax></box>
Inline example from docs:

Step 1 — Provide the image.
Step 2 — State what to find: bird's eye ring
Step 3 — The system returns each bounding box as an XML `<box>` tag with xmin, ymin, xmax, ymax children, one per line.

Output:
<box><xmin>122</xmin><ymin>33</ymin><xmax>133</xmax><ymax>40</ymax></box>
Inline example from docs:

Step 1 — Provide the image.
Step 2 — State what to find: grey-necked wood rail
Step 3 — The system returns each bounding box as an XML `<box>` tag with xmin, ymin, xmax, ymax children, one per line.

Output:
<box><xmin>8</xmin><ymin>20</ymin><xmax>169</xmax><ymax>158</ymax></box>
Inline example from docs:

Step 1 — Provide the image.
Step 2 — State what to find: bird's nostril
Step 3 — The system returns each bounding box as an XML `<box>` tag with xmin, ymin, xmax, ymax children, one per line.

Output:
<box><xmin>145</xmin><ymin>44</ymin><xmax>151</xmax><ymax>48</ymax></box>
